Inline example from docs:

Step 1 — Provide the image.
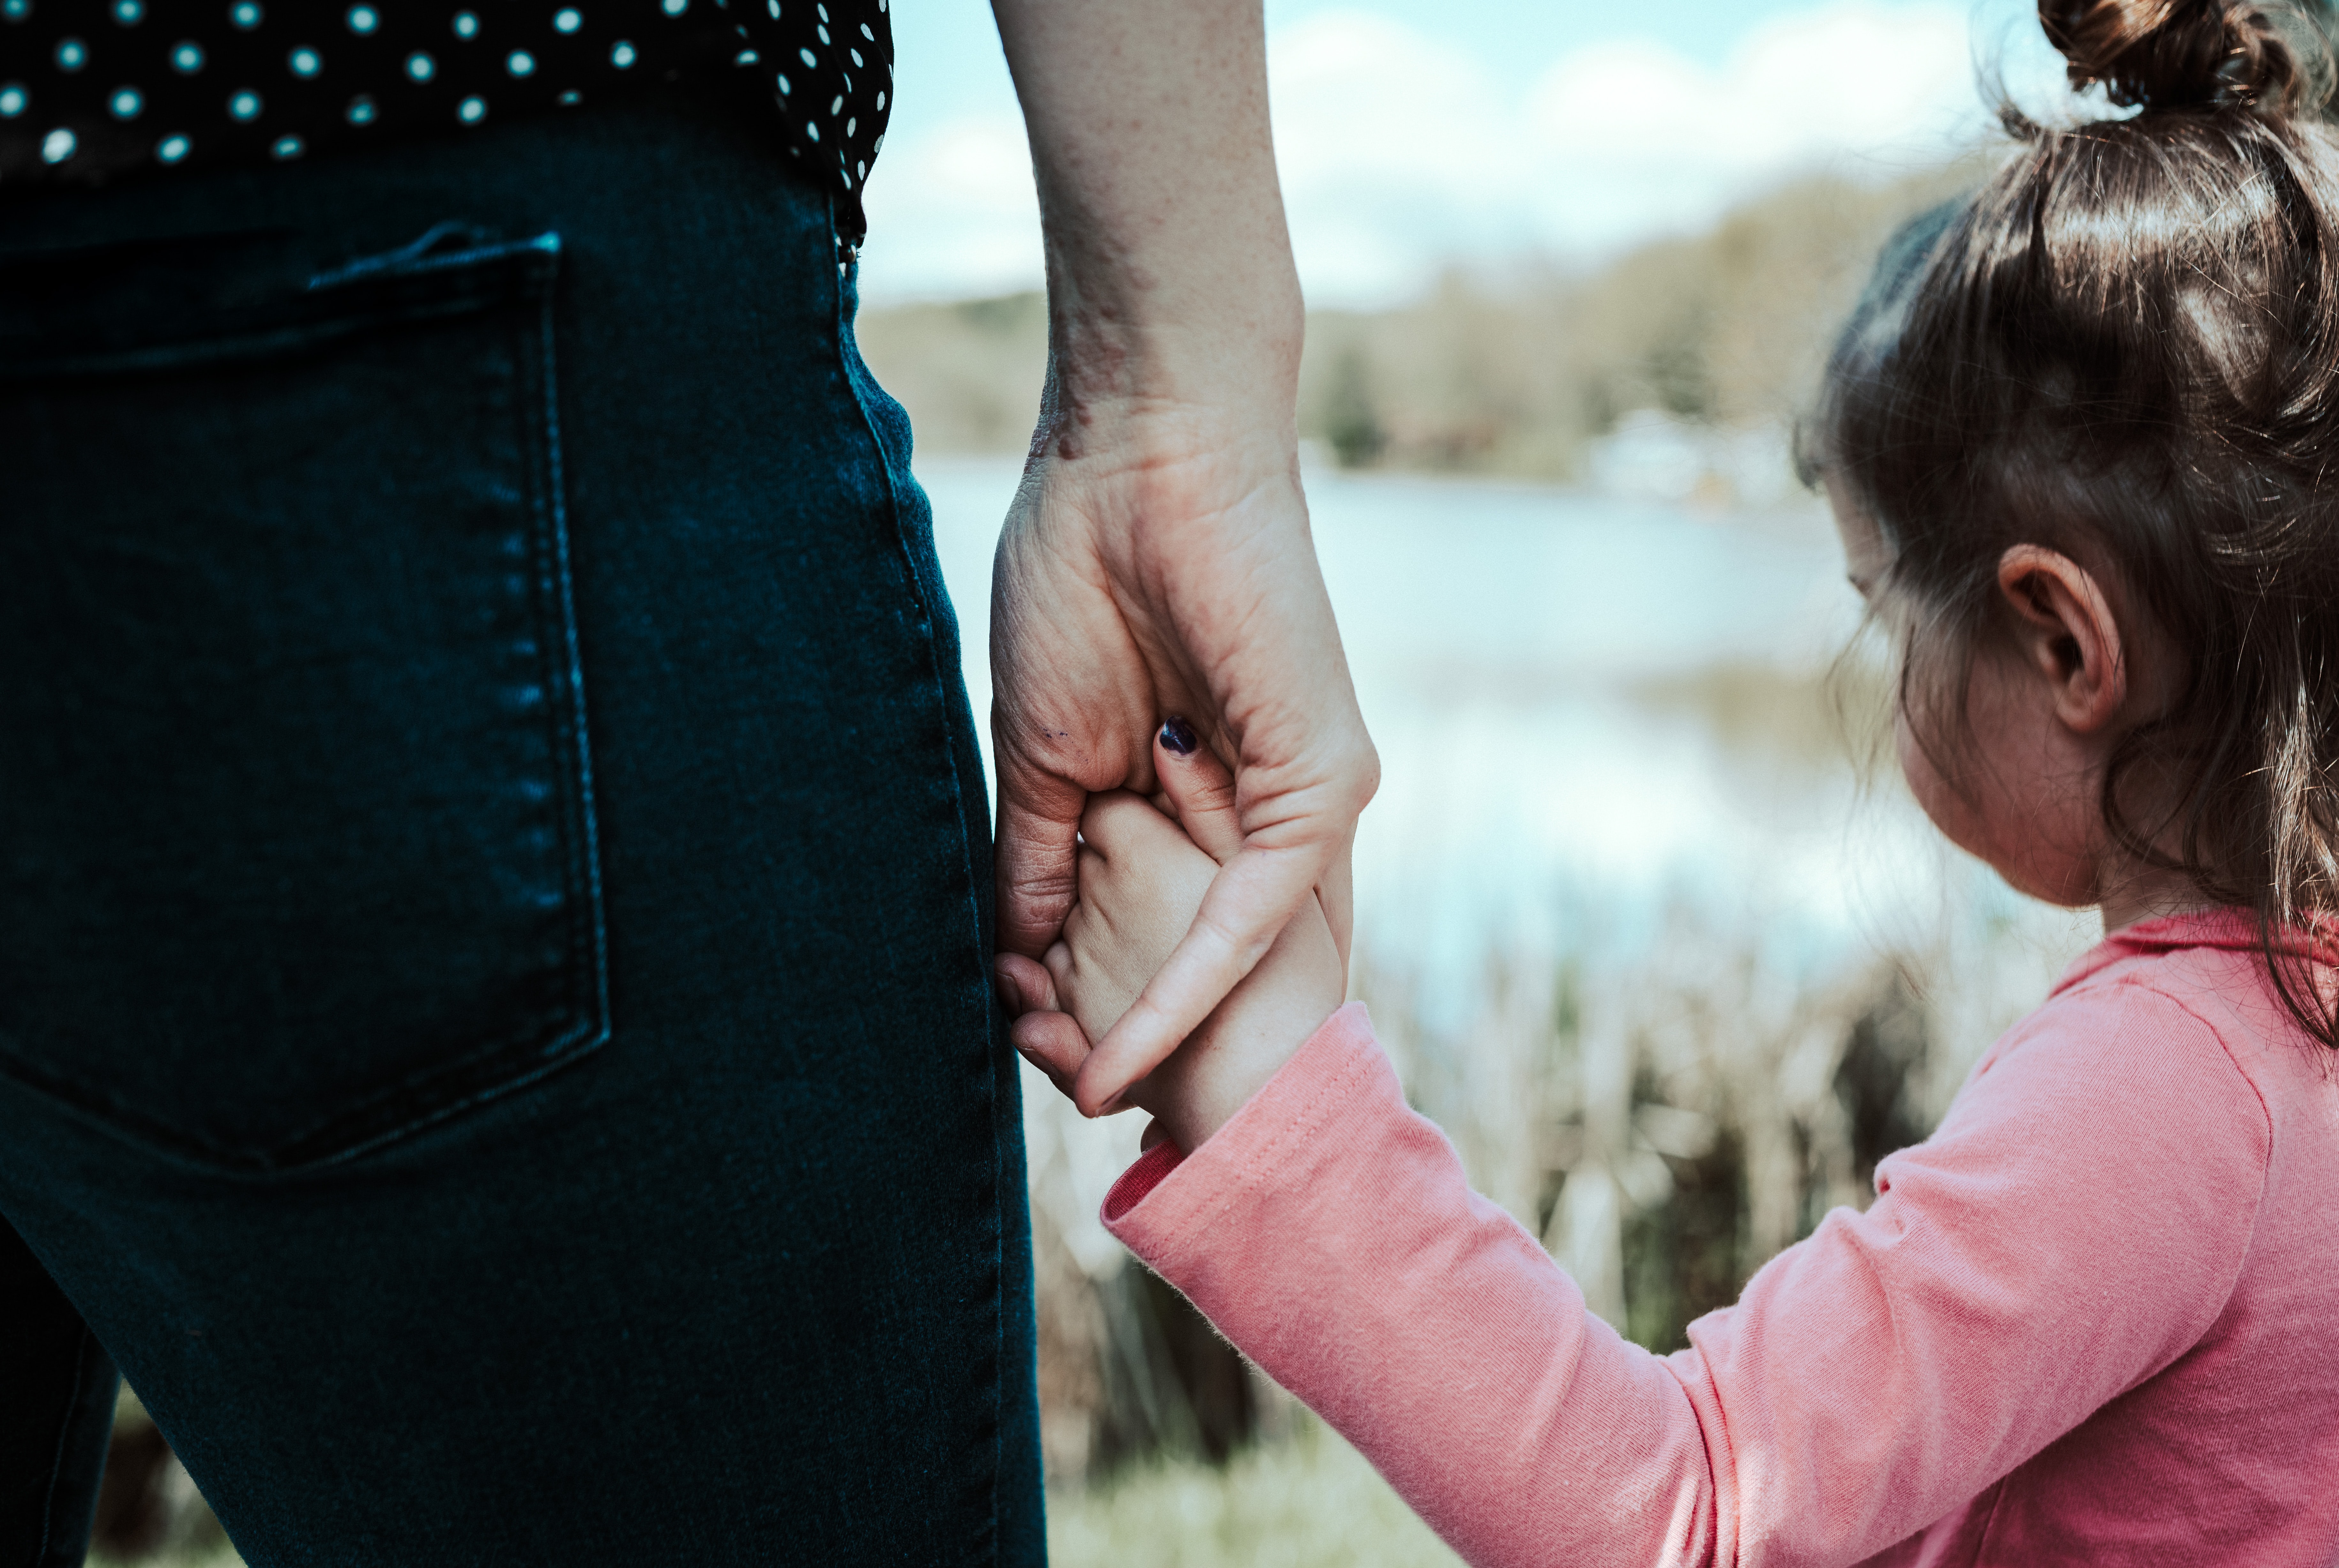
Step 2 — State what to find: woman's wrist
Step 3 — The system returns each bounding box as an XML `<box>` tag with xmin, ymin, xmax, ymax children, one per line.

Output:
<box><xmin>997</xmin><ymin>0</ymin><xmax>1302</xmax><ymax>427</ymax></box>
<box><xmin>1037</xmin><ymin>283</ymin><xmax>1304</xmax><ymax>444</ymax></box>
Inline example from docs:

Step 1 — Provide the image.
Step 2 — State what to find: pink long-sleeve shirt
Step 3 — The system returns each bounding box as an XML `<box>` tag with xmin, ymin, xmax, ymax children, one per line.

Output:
<box><xmin>1101</xmin><ymin>911</ymin><xmax>2339</xmax><ymax>1566</ymax></box>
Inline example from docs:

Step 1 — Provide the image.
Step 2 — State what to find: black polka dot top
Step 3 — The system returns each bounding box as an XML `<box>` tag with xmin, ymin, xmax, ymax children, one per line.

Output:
<box><xmin>0</xmin><ymin>0</ymin><xmax>892</xmax><ymax>240</ymax></box>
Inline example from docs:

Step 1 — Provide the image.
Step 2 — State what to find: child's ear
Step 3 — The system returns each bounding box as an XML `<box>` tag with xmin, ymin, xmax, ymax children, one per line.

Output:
<box><xmin>1995</xmin><ymin>544</ymin><xmax>2127</xmax><ymax>733</ymax></box>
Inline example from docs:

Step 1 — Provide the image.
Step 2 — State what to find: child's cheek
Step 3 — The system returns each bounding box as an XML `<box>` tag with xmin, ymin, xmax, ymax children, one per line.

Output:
<box><xmin>1896</xmin><ymin>705</ymin><xmax>1987</xmax><ymax>864</ymax></box>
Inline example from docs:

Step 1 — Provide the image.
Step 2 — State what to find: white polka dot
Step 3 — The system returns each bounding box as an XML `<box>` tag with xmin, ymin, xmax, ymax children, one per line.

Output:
<box><xmin>844</xmin><ymin>116</ymin><xmax>854</xmax><ymax>135</ymax></box>
<box><xmin>108</xmin><ymin>84</ymin><xmax>140</xmax><ymax>116</ymax></box>
<box><xmin>814</xmin><ymin>23</ymin><xmax>828</xmax><ymax>42</ymax></box>
<box><xmin>452</xmin><ymin>10</ymin><xmax>477</xmax><ymax>35</ymax></box>
<box><xmin>765</xmin><ymin>0</ymin><xmax>777</xmax><ymax>14</ymax></box>
<box><xmin>0</xmin><ymin>83</ymin><xmax>24</xmax><ymax>116</ymax></box>
<box><xmin>733</xmin><ymin>47</ymin><xmax>756</xmax><ymax>64</ymax></box>
<box><xmin>505</xmin><ymin>49</ymin><xmax>533</xmax><ymax>75</ymax></box>
<box><xmin>346</xmin><ymin>91</ymin><xmax>374</xmax><ymax>122</ymax></box>
<box><xmin>859</xmin><ymin>21</ymin><xmax>872</xmax><ymax>39</ymax></box>
<box><xmin>170</xmin><ymin>39</ymin><xmax>202</xmax><ymax>70</ymax></box>
<box><xmin>828</xmin><ymin>93</ymin><xmax>840</xmax><ymax>113</ymax></box>
<box><xmin>804</xmin><ymin>119</ymin><xmax>817</xmax><ymax>140</ymax></box>
<box><xmin>814</xmin><ymin>2</ymin><xmax>826</xmax><ymax>18</ymax></box>
<box><xmin>111</xmin><ymin>0</ymin><xmax>141</xmax><ymax>24</ymax></box>
<box><xmin>54</xmin><ymin>36</ymin><xmax>85</xmax><ymax>70</ymax></box>
<box><xmin>775</xmin><ymin>71</ymin><xmax>788</xmax><ymax>94</ymax></box>
<box><xmin>553</xmin><ymin>7</ymin><xmax>581</xmax><ymax>30</ymax></box>
<box><xmin>228</xmin><ymin>87</ymin><xmax>260</xmax><ymax>118</ymax></box>
<box><xmin>1</xmin><ymin>0</ymin><xmax>28</xmax><ymax>21</ymax></box>
<box><xmin>156</xmin><ymin>131</ymin><xmax>189</xmax><ymax>160</ymax></box>
<box><xmin>458</xmin><ymin>94</ymin><xmax>485</xmax><ymax>122</ymax></box>
<box><xmin>609</xmin><ymin>38</ymin><xmax>634</xmax><ymax>65</ymax></box>
<box><xmin>660</xmin><ymin>0</ymin><xmax>686</xmax><ymax>14</ymax></box>
<box><xmin>270</xmin><ymin>131</ymin><xmax>301</xmax><ymax>157</ymax></box>
<box><xmin>557</xmin><ymin>87</ymin><xmax>580</xmax><ymax>103</ymax></box>
<box><xmin>345</xmin><ymin>3</ymin><xmax>376</xmax><ymax>32</ymax></box>
<box><xmin>41</xmin><ymin>126</ymin><xmax>73</xmax><ymax>161</ymax></box>
<box><xmin>874</xmin><ymin>89</ymin><xmax>883</xmax><ymax>109</ymax></box>
<box><xmin>230</xmin><ymin>0</ymin><xmax>260</xmax><ymax>26</ymax></box>
<box><xmin>847</xmin><ymin>47</ymin><xmax>860</xmax><ymax>65</ymax></box>
<box><xmin>797</xmin><ymin>46</ymin><xmax>814</xmax><ymax>66</ymax></box>
<box><xmin>855</xmin><ymin>158</ymin><xmax>864</xmax><ymax>178</ymax></box>
<box><xmin>288</xmin><ymin>45</ymin><xmax>320</xmax><ymax>75</ymax></box>
<box><xmin>839</xmin><ymin>167</ymin><xmax>851</xmax><ymax>188</ymax></box>
<box><xmin>405</xmin><ymin>50</ymin><xmax>434</xmax><ymax>80</ymax></box>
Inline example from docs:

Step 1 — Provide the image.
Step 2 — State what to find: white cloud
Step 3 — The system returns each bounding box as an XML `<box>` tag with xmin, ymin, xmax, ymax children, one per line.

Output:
<box><xmin>1268</xmin><ymin>11</ymin><xmax>1541</xmax><ymax>303</ymax></box>
<box><xmin>861</xmin><ymin>0</ymin><xmax>2051</xmax><ymax>307</ymax></box>
<box><xmin>856</xmin><ymin>113</ymin><xmax>1041</xmax><ymax>301</ymax></box>
<box><xmin>1279</xmin><ymin>1</ymin><xmax>1990</xmax><ymax>303</ymax></box>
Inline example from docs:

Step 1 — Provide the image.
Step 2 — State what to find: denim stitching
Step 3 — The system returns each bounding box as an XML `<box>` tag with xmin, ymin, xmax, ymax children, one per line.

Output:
<box><xmin>831</xmin><ymin>208</ymin><xmax>1010</xmax><ymax>1563</ymax></box>
<box><xmin>33</xmin><ymin>1323</ymin><xmax>103</xmax><ymax>1568</ymax></box>
<box><xmin>0</xmin><ymin>229</ymin><xmax>609</xmax><ymax>1174</ymax></box>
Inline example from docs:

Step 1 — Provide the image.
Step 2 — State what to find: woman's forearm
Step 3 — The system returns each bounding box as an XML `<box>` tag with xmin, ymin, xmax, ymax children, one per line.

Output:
<box><xmin>986</xmin><ymin>0</ymin><xmax>1374</xmax><ymax>1106</ymax></box>
<box><xmin>991</xmin><ymin>0</ymin><xmax>1304</xmax><ymax>426</ymax></box>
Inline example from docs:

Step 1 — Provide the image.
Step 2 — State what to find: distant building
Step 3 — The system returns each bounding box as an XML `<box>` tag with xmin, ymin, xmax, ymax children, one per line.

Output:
<box><xmin>1588</xmin><ymin>409</ymin><xmax>1800</xmax><ymax>510</ymax></box>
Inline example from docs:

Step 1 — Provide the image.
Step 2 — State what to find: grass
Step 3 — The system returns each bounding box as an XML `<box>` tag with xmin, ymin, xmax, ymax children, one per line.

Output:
<box><xmin>94</xmin><ymin>1416</ymin><xmax>1452</xmax><ymax>1568</ymax></box>
<box><xmin>1049</xmin><ymin>1418</ymin><xmax>1462</xmax><ymax>1568</ymax></box>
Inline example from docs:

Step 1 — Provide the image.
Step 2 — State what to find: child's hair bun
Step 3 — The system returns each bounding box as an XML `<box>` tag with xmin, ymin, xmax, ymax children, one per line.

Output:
<box><xmin>2039</xmin><ymin>0</ymin><xmax>2303</xmax><ymax>112</ymax></box>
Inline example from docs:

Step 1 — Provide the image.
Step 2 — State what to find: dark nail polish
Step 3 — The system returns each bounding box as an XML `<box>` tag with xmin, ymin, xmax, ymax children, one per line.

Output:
<box><xmin>1159</xmin><ymin>717</ymin><xmax>1197</xmax><ymax>756</ymax></box>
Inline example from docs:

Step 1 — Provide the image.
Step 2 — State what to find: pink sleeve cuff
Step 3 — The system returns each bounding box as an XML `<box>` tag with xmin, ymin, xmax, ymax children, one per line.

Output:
<box><xmin>1102</xmin><ymin>1137</ymin><xmax>1185</xmax><ymax>1222</ymax></box>
<box><xmin>1098</xmin><ymin>1000</ymin><xmax>1381</xmax><ymax>1244</ymax></box>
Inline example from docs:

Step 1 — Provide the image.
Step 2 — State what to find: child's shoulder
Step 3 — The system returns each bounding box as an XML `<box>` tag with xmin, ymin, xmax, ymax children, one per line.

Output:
<box><xmin>1965</xmin><ymin>908</ymin><xmax>2317</xmax><ymax>1149</ymax></box>
<box><xmin>2039</xmin><ymin>909</ymin><xmax>2317</xmax><ymax>1073</ymax></box>
<box><xmin>1890</xmin><ymin>917</ymin><xmax>2282</xmax><ymax>1235</ymax></box>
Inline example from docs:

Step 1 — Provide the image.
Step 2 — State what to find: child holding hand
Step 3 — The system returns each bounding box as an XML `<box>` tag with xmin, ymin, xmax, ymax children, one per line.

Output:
<box><xmin>999</xmin><ymin>2</ymin><xmax>2339</xmax><ymax>1562</ymax></box>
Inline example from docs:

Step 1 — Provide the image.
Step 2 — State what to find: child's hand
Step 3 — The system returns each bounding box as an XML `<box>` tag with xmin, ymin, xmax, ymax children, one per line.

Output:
<box><xmin>999</xmin><ymin>726</ymin><xmax>1348</xmax><ymax>1153</ymax></box>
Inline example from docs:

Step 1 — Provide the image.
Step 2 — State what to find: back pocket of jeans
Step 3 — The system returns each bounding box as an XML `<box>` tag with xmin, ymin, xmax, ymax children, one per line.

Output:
<box><xmin>0</xmin><ymin>222</ymin><xmax>606</xmax><ymax>1172</ymax></box>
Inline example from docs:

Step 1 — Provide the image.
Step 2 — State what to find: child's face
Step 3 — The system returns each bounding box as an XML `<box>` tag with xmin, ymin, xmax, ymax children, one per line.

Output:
<box><xmin>1827</xmin><ymin>486</ymin><xmax>2116</xmax><ymax>913</ymax></box>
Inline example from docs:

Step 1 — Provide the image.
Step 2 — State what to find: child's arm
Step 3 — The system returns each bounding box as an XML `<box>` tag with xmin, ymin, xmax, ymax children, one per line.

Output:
<box><xmin>1011</xmin><ymin>736</ymin><xmax>2273</xmax><ymax>1567</ymax></box>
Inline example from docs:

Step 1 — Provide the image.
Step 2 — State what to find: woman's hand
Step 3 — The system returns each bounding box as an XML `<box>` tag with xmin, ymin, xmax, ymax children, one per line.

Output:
<box><xmin>998</xmin><ymin>731</ymin><xmax>1347</xmax><ymax>1153</ymax></box>
<box><xmin>991</xmin><ymin>421</ymin><xmax>1374</xmax><ymax>1114</ymax></box>
<box><xmin>987</xmin><ymin>0</ymin><xmax>1376</xmax><ymax>1116</ymax></box>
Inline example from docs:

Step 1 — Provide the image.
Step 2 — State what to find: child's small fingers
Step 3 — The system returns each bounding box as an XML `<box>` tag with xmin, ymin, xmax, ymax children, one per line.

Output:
<box><xmin>1042</xmin><ymin>938</ymin><xmax>1075</xmax><ymax>996</ymax></box>
<box><xmin>994</xmin><ymin>953</ymin><xmax>1057</xmax><ymax>1017</ymax></box>
<box><xmin>1011</xmin><ymin>1008</ymin><xmax>1093</xmax><ymax>1094</ymax></box>
<box><xmin>1155</xmin><ymin>717</ymin><xmax>1245</xmax><ymax>864</ymax></box>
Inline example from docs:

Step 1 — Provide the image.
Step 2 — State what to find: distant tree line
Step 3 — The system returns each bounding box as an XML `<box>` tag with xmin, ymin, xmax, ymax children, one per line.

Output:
<box><xmin>856</xmin><ymin>158</ymin><xmax>1986</xmax><ymax>483</ymax></box>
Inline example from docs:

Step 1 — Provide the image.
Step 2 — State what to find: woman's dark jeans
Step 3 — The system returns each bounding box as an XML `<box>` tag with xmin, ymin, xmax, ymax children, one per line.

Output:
<box><xmin>0</xmin><ymin>78</ymin><xmax>1043</xmax><ymax>1566</ymax></box>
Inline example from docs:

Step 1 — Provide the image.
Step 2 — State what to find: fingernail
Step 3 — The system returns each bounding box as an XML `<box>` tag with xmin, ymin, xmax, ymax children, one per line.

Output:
<box><xmin>1159</xmin><ymin>717</ymin><xmax>1197</xmax><ymax>756</ymax></box>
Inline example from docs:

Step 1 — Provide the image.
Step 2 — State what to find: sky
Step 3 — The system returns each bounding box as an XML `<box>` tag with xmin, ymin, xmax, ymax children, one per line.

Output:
<box><xmin>857</xmin><ymin>0</ymin><xmax>2075</xmax><ymax>306</ymax></box>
